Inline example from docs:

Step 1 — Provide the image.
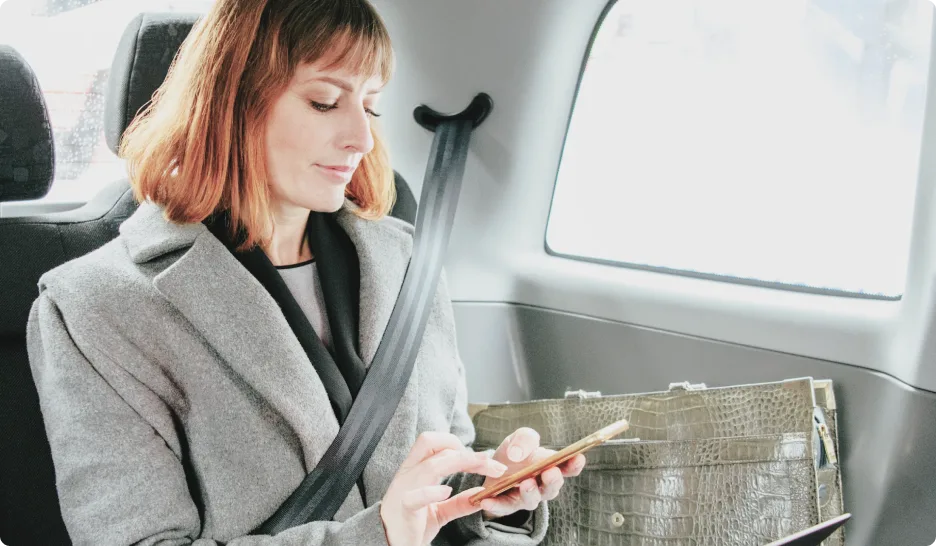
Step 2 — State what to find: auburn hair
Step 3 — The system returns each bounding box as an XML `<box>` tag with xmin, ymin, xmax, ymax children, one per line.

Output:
<box><xmin>119</xmin><ymin>0</ymin><xmax>395</xmax><ymax>250</ymax></box>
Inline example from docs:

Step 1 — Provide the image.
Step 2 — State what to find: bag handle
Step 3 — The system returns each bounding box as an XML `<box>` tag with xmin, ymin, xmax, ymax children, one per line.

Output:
<box><xmin>255</xmin><ymin>93</ymin><xmax>493</xmax><ymax>534</ymax></box>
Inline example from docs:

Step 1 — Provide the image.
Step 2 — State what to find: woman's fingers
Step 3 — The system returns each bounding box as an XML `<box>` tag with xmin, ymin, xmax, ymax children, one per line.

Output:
<box><xmin>518</xmin><ymin>478</ymin><xmax>542</xmax><ymax>510</ymax></box>
<box><xmin>479</xmin><ymin>488</ymin><xmax>524</xmax><ymax>518</ymax></box>
<box><xmin>480</xmin><ymin>478</ymin><xmax>542</xmax><ymax>517</ymax></box>
<box><xmin>559</xmin><ymin>453</ymin><xmax>587</xmax><ymax>477</ymax></box>
<box><xmin>418</xmin><ymin>450</ymin><xmax>507</xmax><ymax>485</ymax></box>
<box><xmin>539</xmin><ymin>466</ymin><xmax>564</xmax><ymax>501</ymax></box>
<box><xmin>401</xmin><ymin>485</ymin><xmax>454</xmax><ymax>511</ymax></box>
<box><xmin>479</xmin><ymin>465</ymin><xmax>567</xmax><ymax>519</ymax></box>
<box><xmin>399</xmin><ymin>432</ymin><xmax>508</xmax><ymax>485</ymax></box>
<box><xmin>432</xmin><ymin>487</ymin><xmax>486</xmax><ymax>526</ymax></box>
<box><xmin>497</xmin><ymin>428</ymin><xmax>541</xmax><ymax>463</ymax></box>
<box><xmin>401</xmin><ymin>432</ymin><xmax>469</xmax><ymax>468</ymax></box>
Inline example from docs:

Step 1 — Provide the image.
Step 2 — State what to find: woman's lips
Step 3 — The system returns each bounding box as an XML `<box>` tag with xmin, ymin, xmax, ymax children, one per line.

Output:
<box><xmin>315</xmin><ymin>164</ymin><xmax>355</xmax><ymax>182</ymax></box>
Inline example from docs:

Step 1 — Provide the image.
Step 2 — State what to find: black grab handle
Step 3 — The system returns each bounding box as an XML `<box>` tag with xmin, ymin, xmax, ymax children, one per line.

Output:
<box><xmin>413</xmin><ymin>93</ymin><xmax>493</xmax><ymax>132</ymax></box>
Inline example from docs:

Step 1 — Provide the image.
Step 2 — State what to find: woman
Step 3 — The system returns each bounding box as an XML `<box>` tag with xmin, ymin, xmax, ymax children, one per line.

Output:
<box><xmin>26</xmin><ymin>0</ymin><xmax>585</xmax><ymax>545</ymax></box>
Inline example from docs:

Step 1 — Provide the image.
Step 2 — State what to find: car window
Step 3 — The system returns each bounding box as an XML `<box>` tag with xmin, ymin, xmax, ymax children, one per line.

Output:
<box><xmin>546</xmin><ymin>0</ymin><xmax>934</xmax><ymax>299</ymax></box>
<box><xmin>0</xmin><ymin>0</ymin><xmax>214</xmax><ymax>207</ymax></box>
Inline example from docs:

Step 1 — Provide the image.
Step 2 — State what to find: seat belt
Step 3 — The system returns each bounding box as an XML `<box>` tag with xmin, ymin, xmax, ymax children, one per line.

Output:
<box><xmin>255</xmin><ymin>93</ymin><xmax>493</xmax><ymax>535</ymax></box>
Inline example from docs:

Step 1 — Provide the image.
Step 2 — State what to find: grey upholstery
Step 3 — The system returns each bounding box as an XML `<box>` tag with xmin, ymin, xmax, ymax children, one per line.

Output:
<box><xmin>0</xmin><ymin>181</ymin><xmax>136</xmax><ymax>546</ymax></box>
<box><xmin>0</xmin><ymin>45</ymin><xmax>54</xmax><ymax>202</ymax></box>
<box><xmin>0</xmin><ymin>47</ymin><xmax>138</xmax><ymax>546</ymax></box>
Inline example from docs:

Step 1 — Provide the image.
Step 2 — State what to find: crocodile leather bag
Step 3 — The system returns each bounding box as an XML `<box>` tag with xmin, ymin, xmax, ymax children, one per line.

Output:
<box><xmin>471</xmin><ymin>377</ymin><xmax>844</xmax><ymax>545</ymax></box>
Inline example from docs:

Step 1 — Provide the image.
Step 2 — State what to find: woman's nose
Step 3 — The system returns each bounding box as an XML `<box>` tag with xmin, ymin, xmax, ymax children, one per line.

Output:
<box><xmin>342</xmin><ymin>107</ymin><xmax>375</xmax><ymax>154</ymax></box>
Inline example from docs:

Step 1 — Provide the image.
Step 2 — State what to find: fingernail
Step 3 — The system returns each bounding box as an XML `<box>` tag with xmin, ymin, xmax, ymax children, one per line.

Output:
<box><xmin>508</xmin><ymin>446</ymin><xmax>524</xmax><ymax>462</ymax></box>
<box><xmin>523</xmin><ymin>481</ymin><xmax>537</xmax><ymax>493</ymax></box>
<box><xmin>492</xmin><ymin>461</ymin><xmax>508</xmax><ymax>474</ymax></box>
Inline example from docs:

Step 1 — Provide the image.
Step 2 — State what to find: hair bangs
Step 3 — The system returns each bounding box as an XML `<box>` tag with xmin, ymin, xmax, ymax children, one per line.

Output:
<box><xmin>286</xmin><ymin>0</ymin><xmax>394</xmax><ymax>82</ymax></box>
<box><xmin>318</xmin><ymin>28</ymin><xmax>393</xmax><ymax>83</ymax></box>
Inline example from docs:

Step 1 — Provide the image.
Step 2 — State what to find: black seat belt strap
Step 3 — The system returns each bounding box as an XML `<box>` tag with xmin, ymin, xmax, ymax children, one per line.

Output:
<box><xmin>256</xmin><ymin>93</ymin><xmax>493</xmax><ymax>535</ymax></box>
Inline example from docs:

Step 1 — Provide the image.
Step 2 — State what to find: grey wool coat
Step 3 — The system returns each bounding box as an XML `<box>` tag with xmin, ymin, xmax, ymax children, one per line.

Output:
<box><xmin>26</xmin><ymin>201</ymin><xmax>549</xmax><ymax>546</ymax></box>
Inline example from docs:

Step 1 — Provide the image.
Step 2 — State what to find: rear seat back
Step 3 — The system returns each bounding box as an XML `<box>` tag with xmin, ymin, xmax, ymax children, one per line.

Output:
<box><xmin>0</xmin><ymin>45</ymin><xmax>128</xmax><ymax>546</ymax></box>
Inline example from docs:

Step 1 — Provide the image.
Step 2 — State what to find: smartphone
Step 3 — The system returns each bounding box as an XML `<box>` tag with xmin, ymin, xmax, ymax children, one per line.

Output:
<box><xmin>469</xmin><ymin>418</ymin><xmax>630</xmax><ymax>505</ymax></box>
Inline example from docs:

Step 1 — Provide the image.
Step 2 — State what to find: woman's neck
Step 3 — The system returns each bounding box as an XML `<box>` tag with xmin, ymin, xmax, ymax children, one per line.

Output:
<box><xmin>264</xmin><ymin>205</ymin><xmax>313</xmax><ymax>267</ymax></box>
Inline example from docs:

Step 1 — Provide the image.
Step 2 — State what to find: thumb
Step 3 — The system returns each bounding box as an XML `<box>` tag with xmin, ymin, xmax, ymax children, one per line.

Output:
<box><xmin>495</xmin><ymin>428</ymin><xmax>540</xmax><ymax>464</ymax></box>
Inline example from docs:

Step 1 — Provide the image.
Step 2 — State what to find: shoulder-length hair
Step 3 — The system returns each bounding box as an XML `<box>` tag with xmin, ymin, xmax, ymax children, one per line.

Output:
<box><xmin>120</xmin><ymin>0</ymin><xmax>395</xmax><ymax>250</ymax></box>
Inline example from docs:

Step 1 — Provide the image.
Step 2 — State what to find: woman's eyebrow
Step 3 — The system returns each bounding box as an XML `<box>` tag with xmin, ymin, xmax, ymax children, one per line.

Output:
<box><xmin>301</xmin><ymin>75</ymin><xmax>384</xmax><ymax>95</ymax></box>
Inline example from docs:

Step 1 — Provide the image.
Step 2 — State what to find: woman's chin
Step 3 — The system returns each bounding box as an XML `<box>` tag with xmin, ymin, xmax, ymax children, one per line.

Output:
<box><xmin>304</xmin><ymin>193</ymin><xmax>346</xmax><ymax>213</ymax></box>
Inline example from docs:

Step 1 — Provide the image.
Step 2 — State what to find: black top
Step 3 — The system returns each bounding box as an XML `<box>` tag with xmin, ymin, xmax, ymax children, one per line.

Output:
<box><xmin>275</xmin><ymin>258</ymin><xmax>316</xmax><ymax>270</ymax></box>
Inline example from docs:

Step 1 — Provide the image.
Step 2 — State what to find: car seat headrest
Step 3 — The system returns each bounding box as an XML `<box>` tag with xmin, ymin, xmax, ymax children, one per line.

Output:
<box><xmin>104</xmin><ymin>12</ymin><xmax>200</xmax><ymax>154</ymax></box>
<box><xmin>0</xmin><ymin>45</ymin><xmax>55</xmax><ymax>202</ymax></box>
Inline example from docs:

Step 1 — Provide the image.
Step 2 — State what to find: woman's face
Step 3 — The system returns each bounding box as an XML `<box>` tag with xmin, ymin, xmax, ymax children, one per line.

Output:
<box><xmin>265</xmin><ymin>61</ymin><xmax>384</xmax><ymax>215</ymax></box>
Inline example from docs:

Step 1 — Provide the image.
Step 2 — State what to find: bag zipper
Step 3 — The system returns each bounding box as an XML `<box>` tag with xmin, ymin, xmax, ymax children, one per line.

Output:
<box><xmin>814</xmin><ymin>410</ymin><xmax>838</xmax><ymax>467</ymax></box>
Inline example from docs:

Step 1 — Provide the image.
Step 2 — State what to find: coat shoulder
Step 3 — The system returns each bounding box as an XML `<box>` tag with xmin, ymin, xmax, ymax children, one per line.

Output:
<box><xmin>36</xmin><ymin>234</ymin><xmax>166</xmax><ymax>320</ymax></box>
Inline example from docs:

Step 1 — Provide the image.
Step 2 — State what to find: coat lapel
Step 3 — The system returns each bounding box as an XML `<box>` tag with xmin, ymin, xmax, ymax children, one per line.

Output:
<box><xmin>120</xmin><ymin>203</ymin><xmax>341</xmax><ymax>473</ymax></box>
<box><xmin>335</xmin><ymin>207</ymin><xmax>413</xmax><ymax>367</ymax></box>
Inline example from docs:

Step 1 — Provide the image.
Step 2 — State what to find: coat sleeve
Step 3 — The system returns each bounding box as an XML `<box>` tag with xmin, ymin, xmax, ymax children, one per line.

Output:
<box><xmin>431</xmin><ymin>273</ymin><xmax>550</xmax><ymax>546</ymax></box>
<box><xmin>27</xmin><ymin>291</ymin><xmax>390</xmax><ymax>546</ymax></box>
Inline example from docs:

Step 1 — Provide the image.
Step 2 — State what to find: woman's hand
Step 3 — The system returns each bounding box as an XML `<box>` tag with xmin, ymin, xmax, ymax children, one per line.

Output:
<box><xmin>380</xmin><ymin>432</ymin><xmax>508</xmax><ymax>546</ymax></box>
<box><xmin>479</xmin><ymin>427</ymin><xmax>586</xmax><ymax>520</ymax></box>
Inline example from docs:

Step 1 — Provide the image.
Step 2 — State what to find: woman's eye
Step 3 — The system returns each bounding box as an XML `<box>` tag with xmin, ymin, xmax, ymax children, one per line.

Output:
<box><xmin>310</xmin><ymin>100</ymin><xmax>380</xmax><ymax>118</ymax></box>
<box><xmin>310</xmin><ymin>101</ymin><xmax>338</xmax><ymax>112</ymax></box>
